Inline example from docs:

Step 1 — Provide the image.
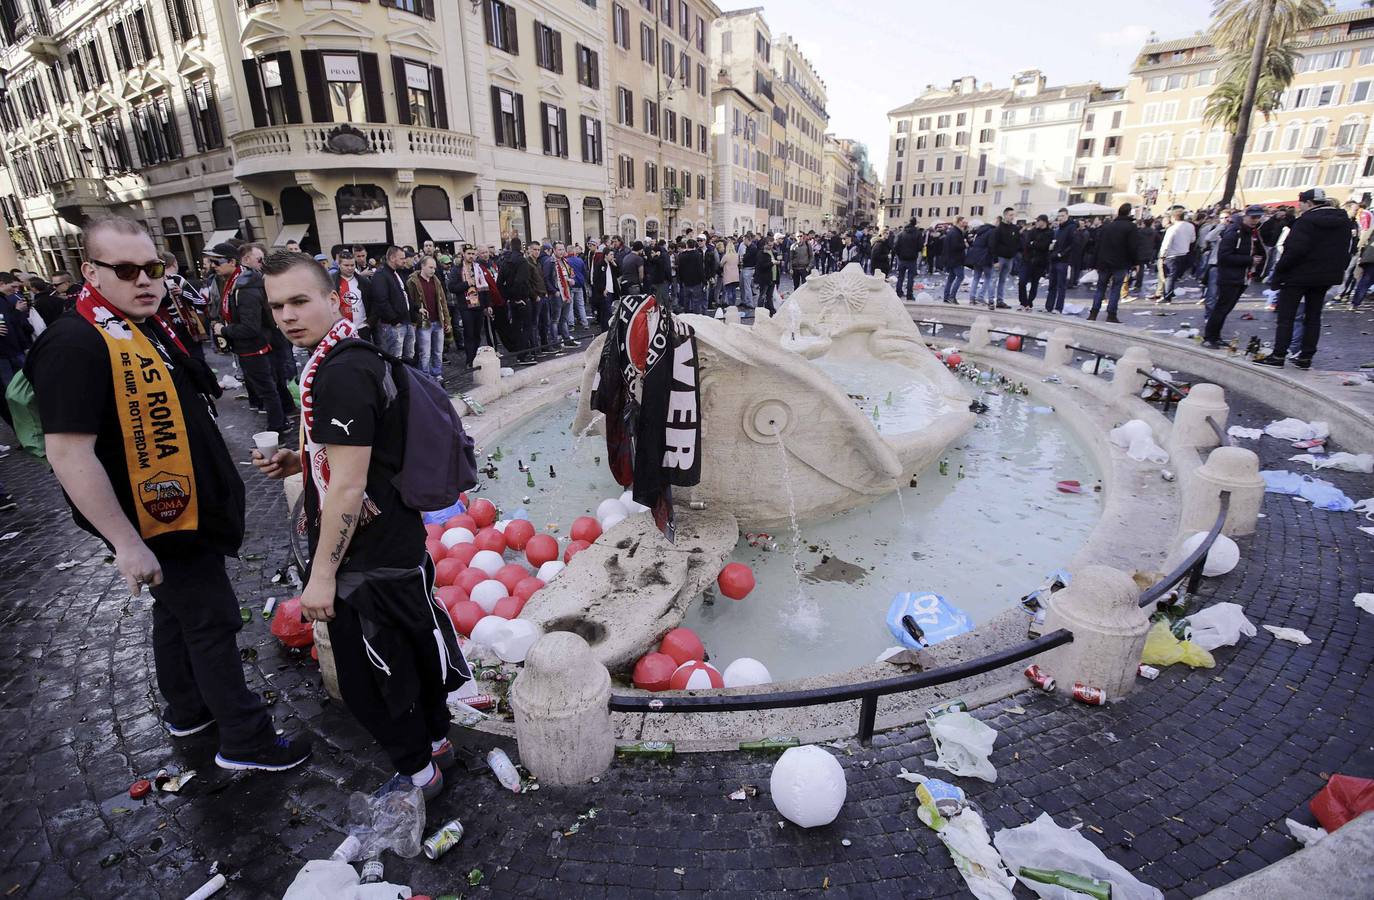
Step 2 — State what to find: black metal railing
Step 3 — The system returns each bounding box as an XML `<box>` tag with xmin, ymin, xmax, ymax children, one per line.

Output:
<box><xmin>1138</xmin><ymin>490</ymin><xmax>1231</xmax><ymax>608</ymax></box>
<box><xmin>1137</xmin><ymin>367</ymin><xmax>1187</xmax><ymax>414</ymax></box>
<box><xmin>1067</xmin><ymin>344</ymin><xmax>1116</xmax><ymax>376</ymax></box>
<box><xmin>1206</xmin><ymin>415</ymin><xmax>1230</xmax><ymax>447</ymax></box>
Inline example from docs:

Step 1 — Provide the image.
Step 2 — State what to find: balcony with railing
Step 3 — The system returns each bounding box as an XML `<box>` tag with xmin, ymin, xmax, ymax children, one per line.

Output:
<box><xmin>0</xmin><ymin>1</ymin><xmax>59</xmax><ymax>62</ymax></box>
<box><xmin>231</xmin><ymin>122</ymin><xmax>479</xmax><ymax>180</ymax></box>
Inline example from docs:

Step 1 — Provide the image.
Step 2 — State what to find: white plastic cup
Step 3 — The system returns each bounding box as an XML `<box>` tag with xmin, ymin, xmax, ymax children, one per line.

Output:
<box><xmin>252</xmin><ymin>431</ymin><xmax>279</xmax><ymax>458</ymax></box>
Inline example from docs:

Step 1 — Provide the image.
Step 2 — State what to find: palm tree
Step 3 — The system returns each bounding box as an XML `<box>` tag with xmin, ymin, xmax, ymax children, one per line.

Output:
<box><xmin>1207</xmin><ymin>0</ymin><xmax>1326</xmax><ymax>205</ymax></box>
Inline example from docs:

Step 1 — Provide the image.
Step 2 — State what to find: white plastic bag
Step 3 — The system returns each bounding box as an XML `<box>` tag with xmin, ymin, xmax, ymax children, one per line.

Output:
<box><xmin>1263</xmin><ymin>418</ymin><xmax>1329</xmax><ymax>442</ymax></box>
<box><xmin>1184</xmin><ymin>602</ymin><xmax>1257</xmax><ymax>651</ymax></box>
<box><xmin>939</xmin><ymin>809</ymin><xmax>1017</xmax><ymax>900</ymax></box>
<box><xmin>1286</xmin><ymin>452</ymin><xmax>1374</xmax><ymax>474</ymax></box>
<box><xmin>1109</xmin><ymin>419</ymin><xmax>1169</xmax><ymax>464</ymax></box>
<box><xmin>282</xmin><ymin>860</ymin><xmax>413</xmax><ymax>900</ymax></box>
<box><xmin>1227</xmin><ymin>426</ymin><xmax>1263</xmax><ymax>440</ymax></box>
<box><xmin>1263</xmin><ymin>624</ymin><xmax>1312</xmax><ymax>645</ymax></box>
<box><xmin>1285</xmin><ymin>818</ymin><xmax>1328</xmax><ymax>848</ymax></box>
<box><xmin>925</xmin><ymin>711</ymin><xmax>998</xmax><ymax>782</ymax></box>
<box><xmin>1354</xmin><ymin>593</ymin><xmax>1374</xmax><ymax>615</ymax></box>
<box><xmin>993</xmin><ymin>812</ymin><xmax>1164</xmax><ymax>900</ymax></box>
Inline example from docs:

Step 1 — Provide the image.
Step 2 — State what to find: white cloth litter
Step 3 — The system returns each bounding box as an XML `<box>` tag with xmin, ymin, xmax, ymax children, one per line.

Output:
<box><xmin>1109</xmin><ymin>419</ymin><xmax>1169</xmax><ymax>464</ymax></box>
<box><xmin>1228</xmin><ymin>426</ymin><xmax>1263</xmax><ymax>440</ymax></box>
<box><xmin>282</xmin><ymin>860</ymin><xmax>412</xmax><ymax>900</ymax></box>
<box><xmin>994</xmin><ymin>813</ymin><xmax>1164</xmax><ymax>900</ymax></box>
<box><xmin>1355</xmin><ymin>498</ymin><xmax>1374</xmax><ymax>521</ymax></box>
<box><xmin>1286</xmin><ymin>453</ymin><xmax>1374</xmax><ymax>474</ymax></box>
<box><xmin>1285</xmin><ymin>818</ymin><xmax>1328</xmax><ymax>848</ymax></box>
<box><xmin>217</xmin><ymin>374</ymin><xmax>243</xmax><ymax>390</ymax></box>
<box><xmin>1353</xmin><ymin>593</ymin><xmax>1374</xmax><ymax>615</ymax></box>
<box><xmin>1263</xmin><ymin>625</ymin><xmax>1312</xmax><ymax>645</ymax></box>
<box><xmin>1264</xmin><ymin>418</ymin><xmax>1330</xmax><ymax>442</ymax></box>
<box><xmin>1184</xmin><ymin>603</ymin><xmax>1257</xmax><ymax>651</ymax></box>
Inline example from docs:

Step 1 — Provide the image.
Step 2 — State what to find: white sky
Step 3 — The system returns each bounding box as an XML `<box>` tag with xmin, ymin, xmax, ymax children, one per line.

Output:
<box><xmin>718</xmin><ymin>0</ymin><xmax>1369</xmax><ymax>177</ymax></box>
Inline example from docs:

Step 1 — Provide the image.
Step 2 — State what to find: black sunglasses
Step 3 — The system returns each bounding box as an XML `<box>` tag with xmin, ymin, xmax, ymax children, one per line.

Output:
<box><xmin>90</xmin><ymin>259</ymin><xmax>167</xmax><ymax>281</ymax></box>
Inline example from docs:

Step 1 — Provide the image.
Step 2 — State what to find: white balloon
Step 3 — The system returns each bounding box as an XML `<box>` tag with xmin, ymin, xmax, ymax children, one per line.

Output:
<box><xmin>470</xmin><ymin>616</ymin><xmax>513</xmax><ymax>649</ymax></box>
<box><xmin>470</xmin><ymin>549</ymin><xmax>505</xmax><ymax>576</ymax></box>
<box><xmin>493</xmin><ymin>619</ymin><xmax>541</xmax><ymax>663</ymax></box>
<box><xmin>723</xmin><ymin>658</ymin><xmax>773</xmax><ymax>688</ymax></box>
<box><xmin>470</xmin><ymin>579</ymin><xmax>508</xmax><ymax>613</ymax></box>
<box><xmin>596</xmin><ymin>498</ymin><xmax>629</xmax><ymax>522</ymax></box>
<box><xmin>536</xmin><ymin>560</ymin><xmax>566</xmax><ymax>582</ymax></box>
<box><xmin>770</xmin><ymin>746</ymin><xmax>847</xmax><ymax>828</ymax></box>
<box><xmin>440</xmin><ymin>527</ymin><xmax>475</xmax><ymax>549</ymax></box>
<box><xmin>618</xmin><ymin>490</ymin><xmax>650</xmax><ymax>514</ymax></box>
<box><xmin>1180</xmin><ymin>531</ymin><xmax>1241</xmax><ymax>577</ymax></box>
<box><xmin>600</xmin><ymin>512</ymin><xmax>627</xmax><ymax>532</ymax></box>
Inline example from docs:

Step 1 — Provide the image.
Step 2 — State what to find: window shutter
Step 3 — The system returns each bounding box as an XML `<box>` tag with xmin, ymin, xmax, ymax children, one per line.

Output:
<box><xmin>558</xmin><ymin>107</ymin><xmax>568</xmax><ymax>158</ymax></box>
<box><xmin>185</xmin><ymin>86</ymin><xmax>205</xmax><ymax>151</ymax></box>
<box><xmin>580</xmin><ymin>114</ymin><xmax>588</xmax><ymax>161</ymax></box>
<box><xmin>482</xmin><ymin>1</ymin><xmax>495</xmax><ymax>44</ymax></box>
<box><xmin>490</xmin><ymin>86</ymin><xmax>505</xmax><ymax>145</ymax></box>
<box><xmin>594</xmin><ymin>119</ymin><xmax>602</xmax><ymax>164</ymax></box>
<box><xmin>358</xmin><ymin>53</ymin><xmax>384</xmax><ymax>123</ymax></box>
<box><xmin>591</xmin><ymin>50</ymin><xmax>599</xmax><ymax>88</ymax></box>
<box><xmin>431</xmin><ymin>67</ymin><xmax>447</xmax><ymax>129</ymax></box>
<box><xmin>390</xmin><ymin>55</ymin><xmax>411</xmax><ymax>125</ymax></box>
<box><xmin>514</xmin><ymin>93</ymin><xmax>526</xmax><ymax>148</ymax></box>
<box><xmin>275</xmin><ymin>51</ymin><xmax>303</xmax><ymax>124</ymax></box>
<box><xmin>241</xmin><ymin>58</ymin><xmax>267</xmax><ymax>128</ymax></box>
<box><xmin>422</xmin><ymin>0</ymin><xmax>435</xmax><ymax>19</ymax></box>
<box><xmin>540</xmin><ymin>101</ymin><xmax>550</xmax><ymax>154</ymax></box>
<box><xmin>505</xmin><ymin>6</ymin><xmax>519</xmax><ymax>54</ymax></box>
<box><xmin>553</xmin><ymin>30</ymin><xmax>563</xmax><ymax>73</ymax></box>
<box><xmin>299</xmin><ymin>51</ymin><xmax>332</xmax><ymax>123</ymax></box>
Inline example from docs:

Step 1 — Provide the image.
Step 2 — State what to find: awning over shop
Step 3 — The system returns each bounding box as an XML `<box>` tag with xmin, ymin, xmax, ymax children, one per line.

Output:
<box><xmin>205</xmin><ymin>229</ymin><xmax>238</xmax><ymax>249</ymax></box>
<box><xmin>341</xmin><ymin>220</ymin><xmax>389</xmax><ymax>244</ymax></box>
<box><xmin>420</xmin><ymin>220</ymin><xmax>464</xmax><ymax>242</ymax></box>
<box><xmin>272</xmin><ymin>223</ymin><xmax>310</xmax><ymax>246</ymax></box>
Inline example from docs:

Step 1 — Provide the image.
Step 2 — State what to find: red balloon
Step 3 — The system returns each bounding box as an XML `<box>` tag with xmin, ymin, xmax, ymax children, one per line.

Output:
<box><xmin>469</xmin><ymin>498</ymin><xmax>498</xmax><ymax>528</ymax></box>
<box><xmin>435</xmin><ymin>557</ymin><xmax>466</xmax><ymax>587</ymax></box>
<box><xmin>444</xmin><ymin>513</ymin><xmax>478</xmax><ymax>533</ymax></box>
<box><xmin>449</xmin><ymin>600</ymin><xmax>486</xmax><ymax>637</ymax></box>
<box><xmin>270</xmin><ymin>597</ymin><xmax>314</xmax><ymax>649</ymax></box>
<box><xmin>525</xmin><ymin>533</ymin><xmax>559</xmax><ymax>567</ymax></box>
<box><xmin>570</xmin><ymin>516</ymin><xmax>602</xmax><ymax>543</ymax></box>
<box><xmin>632</xmin><ymin>652</ymin><xmax>678</xmax><ymax>692</ymax></box>
<box><xmin>475</xmin><ymin>527</ymin><xmax>508</xmax><ymax>554</ymax></box>
<box><xmin>425</xmin><ymin>538</ymin><xmax>446</xmax><ymax>562</ymax></box>
<box><xmin>514</xmin><ymin>577</ymin><xmax>545</xmax><ymax>602</ymax></box>
<box><xmin>1005</xmin><ymin>335</ymin><xmax>1023</xmax><ymax>352</ymax></box>
<box><xmin>456</xmin><ymin>568</ymin><xmax>489</xmax><ymax>594</ymax></box>
<box><xmin>425</xmin><ymin>523</ymin><xmax>445</xmax><ymax>541</ymax></box>
<box><xmin>447</xmin><ymin>543</ymin><xmax>479</xmax><ymax>568</ymax></box>
<box><xmin>437</xmin><ymin>584</ymin><xmax>469</xmax><ymax>610</ymax></box>
<box><xmin>946</xmin><ymin>353</ymin><xmax>962</xmax><ymax>367</ymax></box>
<box><xmin>669</xmin><ymin>661</ymin><xmax>724</xmax><ymax>690</ymax></box>
<box><xmin>504</xmin><ymin>519</ymin><xmax>536</xmax><ymax>551</ymax></box>
<box><xmin>493</xmin><ymin>596</ymin><xmax>525</xmax><ymax>619</ymax></box>
<box><xmin>564</xmin><ymin>539</ymin><xmax>591</xmax><ymax>563</ymax></box>
<box><xmin>659</xmin><ymin>627</ymin><xmax>705</xmax><ymax>666</ymax></box>
<box><xmin>495</xmin><ymin>563</ymin><xmax>528</xmax><ymax>593</ymax></box>
<box><xmin>716</xmin><ymin>562</ymin><xmax>756</xmax><ymax>601</ymax></box>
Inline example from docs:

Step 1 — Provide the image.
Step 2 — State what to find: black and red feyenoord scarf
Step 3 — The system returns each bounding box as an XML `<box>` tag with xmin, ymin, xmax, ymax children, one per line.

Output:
<box><xmin>590</xmin><ymin>293</ymin><xmax>701</xmax><ymax>539</ymax></box>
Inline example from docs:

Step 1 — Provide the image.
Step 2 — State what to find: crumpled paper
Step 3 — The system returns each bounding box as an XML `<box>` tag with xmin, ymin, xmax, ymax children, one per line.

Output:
<box><xmin>1263</xmin><ymin>625</ymin><xmax>1312</xmax><ymax>645</ymax></box>
<box><xmin>1353</xmin><ymin>594</ymin><xmax>1374</xmax><ymax>615</ymax></box>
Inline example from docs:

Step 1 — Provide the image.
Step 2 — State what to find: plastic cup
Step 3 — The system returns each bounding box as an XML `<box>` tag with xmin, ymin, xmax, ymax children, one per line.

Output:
<box><xmin>252</xmin><ymin>431</ymin><xmax>279</xmax><ymax>458</ymax></box>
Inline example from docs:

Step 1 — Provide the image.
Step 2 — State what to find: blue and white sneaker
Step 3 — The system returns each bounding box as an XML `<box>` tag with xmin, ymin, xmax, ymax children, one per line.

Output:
<box><xmin>214</xmin><ymin>734</ymin><xmax>312</xmax><ymax>772</ymax></box>
<box><xmin>164</xmin><ymin>715</ymin><xmax>216</xmax><ymax>738</ymax></box>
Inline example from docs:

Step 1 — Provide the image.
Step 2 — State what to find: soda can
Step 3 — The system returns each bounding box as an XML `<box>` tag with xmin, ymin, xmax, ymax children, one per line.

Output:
<box><xmin>926</xmin><ymin>699</ymin><xmax>968</xmax><ymax>721</ymax></box>
<box><xmin>460</xmin><ymin>693</ymin><xmax>499</xmax><ymax>710</ymax></box>
<box><xmin>423</xmin><ymin>819</ymin><xmax>466</xmax><ymax>860</ymax></box>
<box><xmin>1137</xmin><ymin>664</ymin><xmax>1160</xmax><ymax>681</ymax></box>
<box><xmin>1023</xmin><ymin>664</ymin><xmax>1056</xmax><ymax>693</ymax></box>
<box><xmin>1072</xmin><ymin>683</ymin><xmax>1107</xmax><ymax>705</ymax></box>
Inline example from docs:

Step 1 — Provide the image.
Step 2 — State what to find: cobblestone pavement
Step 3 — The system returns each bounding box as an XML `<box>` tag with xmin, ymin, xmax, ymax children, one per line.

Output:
<box><xmin>1</xmin><ymin>303</ymin><xmax>1372</xmax><ymax>899</ymax></box>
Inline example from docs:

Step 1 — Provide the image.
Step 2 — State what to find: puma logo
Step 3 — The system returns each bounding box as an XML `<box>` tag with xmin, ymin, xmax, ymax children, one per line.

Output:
<box><xmin>330</xmin><ymin>418</ymin><xmax>354</xmax><ymax>436</ymax></box>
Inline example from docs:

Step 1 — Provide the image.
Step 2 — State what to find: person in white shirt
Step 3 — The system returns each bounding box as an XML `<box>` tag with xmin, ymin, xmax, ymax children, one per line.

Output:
<box><xmin>333</xmin><ymin>248</ymin><xmax>371</xmax><ymax>342</ymax></box>
<box><xmin>1157</xmin><ymin>208</ymin><xmax>1197</xmax><ymax>304</ymax></box>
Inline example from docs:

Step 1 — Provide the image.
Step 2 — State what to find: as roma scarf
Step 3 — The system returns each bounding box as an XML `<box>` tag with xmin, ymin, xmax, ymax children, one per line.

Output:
<box><xmin>76</xmin><ymin>285</ymin><xmax>199</xmax><ymax>539</ymax></box>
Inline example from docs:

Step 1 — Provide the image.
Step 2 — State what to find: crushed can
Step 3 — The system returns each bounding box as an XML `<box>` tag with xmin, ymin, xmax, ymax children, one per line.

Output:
<box><xmin>1072</xmin><ymin>683</ymin><xmax>1107</xmax><ymax>705</ymax></box>
<box><xmin>1137</xmin><ymin>664</ymin><xmax>1160</xmax><ymax>681</ymax></box>
<box><xmin>423</xmin><ymin>819</ymin><xmax>465</xmax><ymax>860</ymax></box>
<box><xmin>926</xmin><ymin>699</ymin><xmax>968</xmax><ymax>721</ymax></box>
<box><xmin>1023</xmin><ymin>664</ymin><xmax>1056</xmax><ymax>693</ymax></box>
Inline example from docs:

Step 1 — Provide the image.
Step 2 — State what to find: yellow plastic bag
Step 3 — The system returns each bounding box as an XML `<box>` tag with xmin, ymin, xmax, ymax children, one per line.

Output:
<box><xmin>1141</xmin><ymin>620</ymin><xmax>1215</xmax><ymax>669</ymax></box>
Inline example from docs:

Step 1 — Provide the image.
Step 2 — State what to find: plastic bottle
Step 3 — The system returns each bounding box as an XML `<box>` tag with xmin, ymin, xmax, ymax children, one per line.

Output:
<box><xmin>487</xmin><ymin>748</ymin><xmax>522</xmax><ymax>792</ymax></box>
<box><xmin>330</xmin><ymin>834</ymin><xmax>362</xmax><ymax>863</ymax></box>
<box><xmin>1017</xmin><ymin>867</ymin><xmax>1111</xmax><ymax>899</ymax></box>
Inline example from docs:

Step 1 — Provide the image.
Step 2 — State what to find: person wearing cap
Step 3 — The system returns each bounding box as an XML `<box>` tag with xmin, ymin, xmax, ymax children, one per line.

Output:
<box><xmin>207</xmin><ymin>242</ymin><xmax>293</xmax><ymax>435</ymax></box>
<box><xmin>1258</xmin><ymin>188</ymin><xmax>1351</xmax><ymax>368</ymax></box>
<box><xmin>1201</xmin><ymin>206</ymin><xmax>1261</xmax><ymax>349</ymax></box>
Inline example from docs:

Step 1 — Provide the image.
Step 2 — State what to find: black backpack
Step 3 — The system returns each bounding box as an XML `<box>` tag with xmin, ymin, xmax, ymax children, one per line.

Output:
<box><xmin>326</xmin><ymin>340</ymin><xmax>478</xmax><ymax>511</ymax></box>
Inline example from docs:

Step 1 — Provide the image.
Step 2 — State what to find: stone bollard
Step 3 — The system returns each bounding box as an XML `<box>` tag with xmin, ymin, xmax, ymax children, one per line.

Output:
<box><xmin>1039</xmin><ymin>565</ymin><xmax>1152</xmax><ymax>701</ymax></box>
<box><xmin>510</xmin><ymin>632</ymin><xmax>614</xmax><ymax>785</ymax></box>
<box><xmin>1044</xmin><ymin>328</ymin><xmax>1074</xmax><ymax>369</ymax></box>
<box><xmin>967</xmin><ymin>314</ymin><xmax>992</xmax><ymax>349</ymax></box>
<box><xmin>1173</xmin><ymin>383</ymin><xmax>1228</xmax><ymax>450</ymax></box>
<box><xmin>474</xmin><ymin>345</ymin><xmax>501</xmax><ymax>388</ymax></box>
<box><xmin>1109</xmin><ymin>346</ymin><xmax>1151</xmax><ymax>401</ymax></box>
<box><xmin>1180</xmin><ymin>445</ymin><xmax>1265</xmax><ymax>537</ymax></box>
<box><xmin>313</xmin><ymin>621</ymin><xmax>342</xmax><ymax>701</ymax></box>
<box><xmin>724</xmin><ymin>305</ymin><xmax>742</xmax><ymax>326</ymax></box>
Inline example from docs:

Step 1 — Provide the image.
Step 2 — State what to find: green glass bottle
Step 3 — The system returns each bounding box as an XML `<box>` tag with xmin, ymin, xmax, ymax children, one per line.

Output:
<box><xmin>738</xmin><ymin>736</ymin><xmax>800</xmax><ymax>752</ymax></box>
<box><xmin>1018</xmin><ymin>867</ymin><xmax>1112</xmax><ymax>899</ymax></box>
<box><xmin>526</xmin><ymin>470</ymin><xmax>535</xmax><ymax>488</ymax></box>
<box><xmin>616</xmin><ymin>741</ymin><xmax>675</xmax><ymax>759</ymax></box>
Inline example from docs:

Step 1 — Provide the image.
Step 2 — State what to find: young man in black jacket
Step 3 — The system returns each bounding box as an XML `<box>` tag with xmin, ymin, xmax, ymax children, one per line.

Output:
<box><xmin>992</xmin><ymin>209</ymin><xmax>1021</xmax><ymax>306</ymax></box>
<box><xmin>1202</xmin><ymin>207</ymin><xmax>1261</xmax><ymax>348</ymax></box>
<box><xmin>893</xmin><ymin>222</ymin><xmax>923</xmax><ymax>300</ymax></box>
<box><xmin>367</xmin><ymin>247</ymin><xmax>413</xmax><ymax>362</ymax></box>
<box><xmin>940</xmin><ymin>219</ymin><xmax>967</xmax><ymax>303</ymax></box>
<box><xmin>1258</xmin><ymin>188</ymin><xmax>1351</xmax><ymax>368</ymax></box>
<box><xmin>208</xmin><ymin>242</ymin><xmax>293</xmax><ymax>435</ymax></box>
<box><xmin>1089</xmin><ymin>204</ymin><xmax>1138</xmax><ymax>323</ymax></box>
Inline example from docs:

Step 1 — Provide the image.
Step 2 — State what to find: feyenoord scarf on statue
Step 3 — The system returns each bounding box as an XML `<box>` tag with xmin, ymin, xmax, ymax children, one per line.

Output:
<box><xmin>590</xmin><ymin>292</ymin><xmax>701</xmax><ymax>537</ymax></box>
<box><xmin>76</xmin><ymin>285</ymin><xmax>200</xmax><ymax>539</ymax></box>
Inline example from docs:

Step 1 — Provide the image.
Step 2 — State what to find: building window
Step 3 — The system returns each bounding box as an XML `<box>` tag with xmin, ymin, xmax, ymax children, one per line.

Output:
<box><xmin>612</xmin><ymin>4</ymin><xmax>630</xmax><ymax>50</ymax></box>
<box><xmin>397</xmin><ymin>59</ymin><xmax>445</xmax><ymax>127</ymax></box>
<box><xmin>379</xmin><ymin>0</ymin><xmax>436</xmax><ymax>19</ymax></box>
<box><xmin>321</xmin><ymin>53</ymin><xmax>367</xmax><ymax>122</ymax></box>
<box><xmin>484</xmin><ymin>1</ymin><xmax>519</xmax><ymax>54</ymax></box>
<box><xmin>664</xmin><ymin>108</ymin><xmax>677</xmax><ymax>143</ymax></box>
<box><xmin>94</xmin><ymin>114</ymin><xmax>134</xmax><ymax>173</ymax></box>
<box><xmin>186</xmin><ymin>80</ymin><xmax>223</xmax><ymax>151</ymax></box>
<box><xmin>698</xmin><ymin>123</ymin><xmax>707</xmax><ymax>153</ymax></box>
<box><xmin>618</xmin><ymin>154</ymin><xmax>635</xmax><ymax>189</ymax></box>
<box><xmin>498</xmin><ymin>189</ymin><xmax>530</xmax><ymax>245</ymax></box>
<box><xmin>643</xmin><ymin>98</ymin><xmax>659</xmax><ymax>136</ymax></box>
<box><xmin>535</xmin><ymin>23</ymin><xmax>563</xmax><ymax>73</ymax></box>
<box><xmin>576</xmin><ymin>44</ymin><xmax>599</xmax><ymax>88</ymax></box>
<box><xmin>490</xmin><ymin>86</ymin><xmax>527</xmax><ymax>149</ymax></box>
<box><xmin>161</xmin><ymin>214</ymin><xmax>204</xmax><ymax>274</ymax></box>
<box><xmin>617</xmin><ymin>87</ymin><xmax>634</xmax><ymax>126</ymax></box>
<box><xmin>539</xmin><ymin>102</ymin><xmax>568</xmax><ymax>157</ymax></box>
<box><xmin>1103</xmin><ymin>135</ymin><xmax>1120</xmax><ymax>156</ymax></box>
<box><xmin>131</xmin><ymin>93</ymin><xmax>183</xmax><ymax>165</ymax></box>
<box><xmin>641</xmin><ymin>24</ymin><xmax>656</xmax><ymax>64</ymax></box>
<box><xmin>165</xmin><ymin>0</ymin><xmax>202</xmax><ymax>42</ymax></box>
<box><xmin>243</xmin><ymin>52</ymin><xmax>303</xmax><ymax>127</ymax></box>
<box><xmin>544</xmin><ymin>194</ymin><xmax>571</xmax><ymax>244</ymax></box>
<box><xmin>580</xmin><ymin>115</ymin><xmax>603</xmax><ymax>164</ymax></box>
<box><xmin>644</xmin><ymin>160</ymin><xmax>658</xmax><ymax>192</ymax></box>
<box><xmin>697</xmin><ymin>63</ymin><xmax>706</xmax><ymax>96</ymax></box>
<box><xmin>661</xmin><ymin>39</ymin><xmax>674</xmax><ymax>78</ymax></box>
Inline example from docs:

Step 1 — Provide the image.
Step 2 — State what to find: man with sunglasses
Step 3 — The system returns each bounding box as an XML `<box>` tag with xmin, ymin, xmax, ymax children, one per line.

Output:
<box><xmin>206</xmin><ymin>242</ymin><xmax>292</xmax><ymax>436</ymax></box>
<box><xmin>25</xmin><ymin>216</ymin><xmax>310</xmax><ymax>772</ymax></box>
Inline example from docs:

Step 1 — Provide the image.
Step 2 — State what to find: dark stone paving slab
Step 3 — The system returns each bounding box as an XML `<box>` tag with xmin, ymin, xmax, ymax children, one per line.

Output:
<box><xmin>0</xmin><ymin>311</ymin><xmax>1371</xmax><ymax>899</ymax></box>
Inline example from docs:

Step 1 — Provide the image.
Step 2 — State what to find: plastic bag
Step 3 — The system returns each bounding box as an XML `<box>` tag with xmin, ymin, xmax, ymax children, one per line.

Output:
<box><xmin>1184</xmin><ymin>603</ymin><xmax>1256</xmax><ymax>651</ymax></box>
<box><xmin>1297</xmin><ymin>476</ymin><xmax>1354</xmax><ymax>511</ymax></box>
<box><xmin>994</xmin><ymin>812</ymin><xmax>1164</xmax><ymax>900</ymax></box>
<box><xmin>1264</xmin><ymin>418</ymin><xmax>1329</xmax><ymax>442</ymax></box>
<box><xmin>1310</xmin><ymin>774</ymin><xmax>1374</xmax><ymax>832</ymax></box>
<box><xmin>1141</xmin><ymin>620</ymin><xmax>1215</xmax><ymax>669</ymax></box>
<box><xmin>925</xmin><ymin>711</ymin><xmax>998</xmax><ymax>782</ymax></box>
<box><xmin>1262</xmin><ymin>624</ymin><xmax>1311</xmax><ymax>645</ymax></box>
<box><xmin>347</xmin><ymin>785</ymin><xmax>426</xmax><ymax>860</ymax></box>
<box><xmin>938</xmin><ymin>809</ymin><xmax>1017</xmax><ymax>900</ymax></box>
<box><xmin>1109</xmin><ymin>420</ymin><xmax>1168</xmax><ymax>464</ymax></box>
<box><xmin>1287</xmin><ymin>452</ymin><xmax>1374</xmax><ymax>474</ymax></box>
<box><xmin>271</xmin><ymin>596</ymin><xmax>315</xmax><ymax>649</ymax></box>
<box><xmin>282</xmin><ymin>860</ymin><xmax>413</xmax><ymax>900</ymax></box>
<box><xmin>1285</xmin><ymin>817</ymin><xmax>1328</xmax><ymax>847</ymax></box>
<box><xmin>1227</xmin><ymin>426</ymin><xmax>1263</xmax><ymax>440</ymax></box>
<box><xmin>1261</xmin><ymin>470</ymin><xmax>1304</xmax><ymax>494</ymax></box>
<box><xmin>1354</xmin><ymin>593</ymin><xmax>1374</xmax><ymax>615</ymax></box>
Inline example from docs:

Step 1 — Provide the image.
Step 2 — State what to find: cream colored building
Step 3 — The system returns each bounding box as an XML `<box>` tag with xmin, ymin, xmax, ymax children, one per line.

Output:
<box><xmin>772</xmin><ymin>33</ymin><xmax>826</xmax><ymax>234</ymax></box>
<box><xmin>1119</xmin><ymin>9</ymin><xmax>1374</xmax><ymax>212</ymax></box>
<box><xmin>605</xmin><ymin>0</ymin><xmax>718</xmax><ymax>243</ymax></box>
<box><xmin>1069</xmin><ymin>86</ymin><xmax>1129</xmax><ymax>208</ymax></box>
<box><xmin>710</xmin><ymin>7</ymin><xmax>774</xmax><ymax>234</ymax></box>
<box><xmin>822</xmin><ymin>134</ymin><xmax>853</xmax><ymax>228</ymax></box>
